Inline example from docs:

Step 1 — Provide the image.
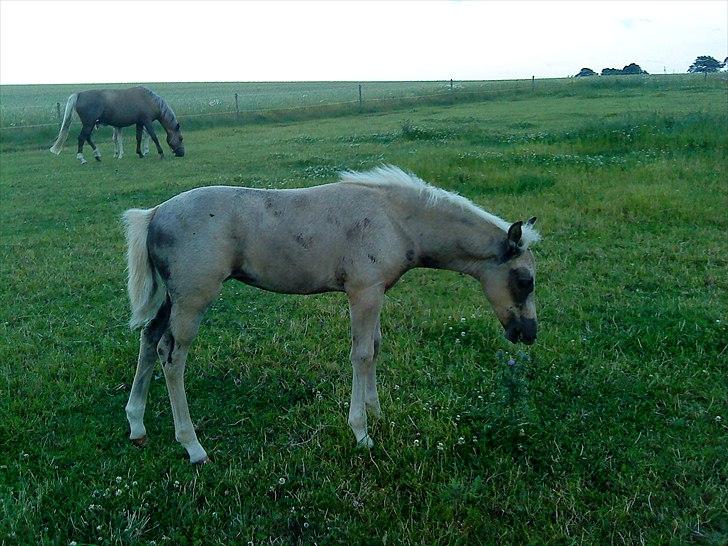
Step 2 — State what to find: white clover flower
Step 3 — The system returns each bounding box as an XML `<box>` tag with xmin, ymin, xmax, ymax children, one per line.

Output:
<box><xmin>413</xmin><ymin>439</ymin><xmax>420</xmax><ymax>446</ymax></box>
<box><xmin>437</xmin><ymin>442</ymin><xmax>444</xmax><ymax>451</ymax></box>
<box><xmin>278</xmin><ymin>477</ymin><xmax>286</xmax><ymax>485</ymax></box>
<box><xmin>116</xmin><ymin>476</ymin><xmax>122</xmax><ymax>484</ymax></box>
<box><xmin>458</xmin><ymin>437</ymin><xmax>465</xmax><ymax>445</ymax></box>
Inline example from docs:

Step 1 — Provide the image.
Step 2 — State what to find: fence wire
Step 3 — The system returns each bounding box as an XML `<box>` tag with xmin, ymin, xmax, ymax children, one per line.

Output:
<box><xmin>0</xmin><ymin>87</ymin><xmax>514</xmax><ymax>131</ymax></box>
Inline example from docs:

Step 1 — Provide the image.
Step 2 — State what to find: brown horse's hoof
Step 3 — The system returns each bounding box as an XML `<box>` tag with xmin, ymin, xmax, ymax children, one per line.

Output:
<box><xmin>130</xmin><ymin>436</ymin><xmax>147</xmax><ymax>447</ymax></box>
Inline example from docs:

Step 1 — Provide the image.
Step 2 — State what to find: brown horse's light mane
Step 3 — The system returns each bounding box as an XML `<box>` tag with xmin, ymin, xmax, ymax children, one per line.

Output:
<box><xmin>338</xmin><ymin>165</ymin><xmax>541</xmax><ymax>249</ymax></box>
<box><xmin>142</xmin><ymin>87</ymin><xmax>179</xmax><ymax>127</ymax></box>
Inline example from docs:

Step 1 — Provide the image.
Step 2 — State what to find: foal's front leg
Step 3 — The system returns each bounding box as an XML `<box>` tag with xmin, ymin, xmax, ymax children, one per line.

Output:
<box><xmin>365</xmin><ymin>319</ymin><xmax>383</xmax><ymax>419</ymax></box>
<box><xmin>347</xmin><ymin>285</ymin><xmax>384</xmax><ymax>448</ymax></box>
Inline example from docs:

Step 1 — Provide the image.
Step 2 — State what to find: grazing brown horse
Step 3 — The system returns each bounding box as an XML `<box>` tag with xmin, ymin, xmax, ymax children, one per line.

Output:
<box><xmin>123</xmin><ymin>166</ymin><xmax>540</xmax><ymax>463</ymax></box>
<box><xmin>50</xmin><ymin>86</ymin><xmax>184</xmax><ymax>164</ymax></box>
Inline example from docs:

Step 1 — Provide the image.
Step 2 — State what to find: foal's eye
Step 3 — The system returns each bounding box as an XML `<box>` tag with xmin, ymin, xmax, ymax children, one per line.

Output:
<box><xmin>518</xmin><ymin>278</ymin><xmax>534</xmax><ymax>291</ymax></box>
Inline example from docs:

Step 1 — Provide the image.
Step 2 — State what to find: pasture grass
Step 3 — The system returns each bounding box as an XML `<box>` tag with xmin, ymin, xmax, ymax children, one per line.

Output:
<box><xmin>0</xmin><ymin>79</ymin><xmax>727</xmax><ymax>544</ymax></box>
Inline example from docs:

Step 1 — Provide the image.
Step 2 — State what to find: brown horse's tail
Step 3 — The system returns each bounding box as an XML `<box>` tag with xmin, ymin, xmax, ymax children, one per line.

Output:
<box><xmin>122</xmin><ymin>208</ymin><xmax>164</xmax><ymax>329</ymax></box>
<box><xmin>49</xmin><ymin>93</ymin><xmax>78</xmax><ymax>154</ymax></box>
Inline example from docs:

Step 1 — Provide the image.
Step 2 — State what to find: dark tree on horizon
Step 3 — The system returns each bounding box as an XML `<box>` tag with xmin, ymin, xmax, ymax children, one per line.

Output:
<box><xmin>688</xmin><ymin>55</ymin><xmax>724</xmax><ymax>73</ymax></box>
<box><xmin>601</xmin><ymin>63</ymin><xmax>647</xmax><ymax>76</ymax></box>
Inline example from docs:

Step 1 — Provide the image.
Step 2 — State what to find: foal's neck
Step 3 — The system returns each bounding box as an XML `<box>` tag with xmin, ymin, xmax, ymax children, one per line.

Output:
<box><xmin>397</xmin><ymin>193</ymin><xmax>506</xmax><ymax>275</ymax></box>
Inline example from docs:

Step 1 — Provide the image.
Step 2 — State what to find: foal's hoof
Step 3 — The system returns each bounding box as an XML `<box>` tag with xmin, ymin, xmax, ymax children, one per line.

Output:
<box><xmin>356</xmin><ymin>436</ymin><xmax>374</xmax><ymax>449</ymax></box>
<box><xmin>191</xmin><ymin>455</ymin><xmax>211</xmax><ymax>465</ymax></box>
<box><xmin>130</xmin><ymin>436</ymin><xmax>147</xmax><ymax>447</ymax></box>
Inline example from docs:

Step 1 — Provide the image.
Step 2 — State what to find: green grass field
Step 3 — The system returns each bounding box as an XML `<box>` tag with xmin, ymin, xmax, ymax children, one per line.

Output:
<box><xmin>1</xmin><ymin>76</ymin><xmax>727</xmax><ymax>544</ymax></box>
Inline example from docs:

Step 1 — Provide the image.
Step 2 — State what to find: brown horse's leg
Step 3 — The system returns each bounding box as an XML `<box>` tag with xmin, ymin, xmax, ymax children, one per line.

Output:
<box><xmin>347</xmin><ymin>284</ymin><xmax>384</xmax><ymax>448</ymax></box>
<box><xmin>86</xmin><ymin>128</ymin><xmax>101</xmax><ymax>161</ymax></box>
<box><xmin>136</xmin><ymin>123</ymin><xmax>145</xmax><ymax>158</ymax></box>
<box><xmin>143</xmin><ymin>122</ymin><xmax>165</xmax><ymax>158</ymax></box>
<box><xmin>76</xmin><ymin>124</ymin><xmax>92</xmax><ymax>164</ymax></box>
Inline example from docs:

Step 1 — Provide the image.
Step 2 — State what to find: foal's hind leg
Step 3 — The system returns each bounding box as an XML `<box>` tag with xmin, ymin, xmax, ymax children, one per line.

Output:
<box><xmin>347</xmin><ymin>285</ymin><xmax>384</xmax><ymax>448</ymax></box>
<box><xmin>158</xmin><ymin>290</ymin><xmax>220</xmax><ymax>464</ymax></box>
<box><xmin>125</xmin><ymin>297</ymin><xmax>171</xmax><ymax>445</ymax></box>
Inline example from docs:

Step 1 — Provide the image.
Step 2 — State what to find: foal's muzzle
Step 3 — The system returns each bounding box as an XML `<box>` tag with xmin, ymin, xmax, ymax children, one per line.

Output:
<box><xmin>504</xmin><ymin>317</ymin><xmax>537</xmax><ymax>345</ymax></box>
<box><xmin>174</xmin><ymin>148</ymin><xmax>185</xmax><ymax>157</ymax></box>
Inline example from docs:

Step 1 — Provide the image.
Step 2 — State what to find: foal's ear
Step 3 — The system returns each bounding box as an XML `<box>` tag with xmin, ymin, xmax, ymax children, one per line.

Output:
<box><xmin>507</xmin><ymin>221</ymin><xmax>523</xmax><ymax>245</ymax></box>
<box><xmin>526</xmin><ymin>216</ymin><xmax>537</xmax><ymax>227</ymax></box>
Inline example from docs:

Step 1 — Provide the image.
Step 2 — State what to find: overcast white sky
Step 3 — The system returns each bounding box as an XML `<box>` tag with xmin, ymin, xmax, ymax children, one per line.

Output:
<box><xmin>1</xmin><ymin>0</ymin><xmax>726</xmax><ymax>85</ymax></box>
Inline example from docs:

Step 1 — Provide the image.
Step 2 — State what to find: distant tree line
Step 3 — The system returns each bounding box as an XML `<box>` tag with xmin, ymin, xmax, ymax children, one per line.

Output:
<box><xmin>575</xmin><ymin>63</ymin><xmax>647</xmax><ymax>77</ymax></box>
<box><xmin>575</xmin><ymin>55</ymin><xmax>725</xmax><ymax>77</ymax></box>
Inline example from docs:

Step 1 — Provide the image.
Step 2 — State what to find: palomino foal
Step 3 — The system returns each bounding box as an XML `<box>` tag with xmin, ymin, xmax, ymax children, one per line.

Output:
<box><xmin>123</xmin><ymin>166</ymin><xmax>540</xmax><ymax>463</ymax></box>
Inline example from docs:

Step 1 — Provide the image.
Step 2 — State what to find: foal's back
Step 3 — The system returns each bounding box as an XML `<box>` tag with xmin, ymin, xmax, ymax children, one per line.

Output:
<box><xmin>148</xmin><ymin>184</ymin><xmax>410</xmax><ymax>296</ymax></box>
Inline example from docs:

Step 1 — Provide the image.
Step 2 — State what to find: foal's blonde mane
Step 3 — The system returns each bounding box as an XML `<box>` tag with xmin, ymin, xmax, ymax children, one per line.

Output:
<box><xmin>339</xmin><ymin>165</ymin><xmax>541</xmax><ymax>249</ymax></box>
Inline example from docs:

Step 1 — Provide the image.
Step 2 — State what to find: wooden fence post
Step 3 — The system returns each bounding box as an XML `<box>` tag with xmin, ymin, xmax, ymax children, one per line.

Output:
<box><xmin>358</xmin><ymin>84</ymin><xmax>362</xmax><ymax>108</ymax></box>
<box><xmin>234</xmin><ymin>93</ymin><xmax>240</xmax><ymax>121</ymax></box>
<box><xmin>56</xmin><ymin>102</ymin><xmax>61</xmax><ymax>124</ymax></box>
<box><xmin>450</xmin><ymin>79</ymin><xmax>453</xmax><ymax>92</ymax></box>
<box><xmin>532</xmin><ymin>76</ymin><xmax>535</xmax><ymax>91</ymax></box>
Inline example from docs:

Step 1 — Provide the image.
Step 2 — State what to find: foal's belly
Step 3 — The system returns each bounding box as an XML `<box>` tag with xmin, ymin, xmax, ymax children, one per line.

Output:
<box><xmin>229</xmin><ymin>246</ymin><xmax>342</xmax><ymax>295</ymax></box>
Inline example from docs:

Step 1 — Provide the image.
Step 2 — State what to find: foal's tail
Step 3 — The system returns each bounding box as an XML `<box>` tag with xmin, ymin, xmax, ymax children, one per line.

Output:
<box><xmin>122</xmin><ymin>208</ymin><xmax>164</xmax><ymax>329</ymax></box>
<box><xmin>49</xmin><ymin>93</ymin><xmax>78</xmax><ymax>155</ymax></box>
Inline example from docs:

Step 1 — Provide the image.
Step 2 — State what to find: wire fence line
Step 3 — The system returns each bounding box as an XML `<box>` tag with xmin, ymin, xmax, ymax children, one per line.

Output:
<box><xmin>0</xmin><ymin>92</ymin><xmax>458</xmax><ymax>130</ymax></box>
<box><xmin>0</xmin><ymin>86</ymin><xmax>475</xmax><ymax>131</ymax></box>
<box><xmin>2</xmin><ymin>74</ymin><xmax>724</xmax><ymax>132</ymax></box>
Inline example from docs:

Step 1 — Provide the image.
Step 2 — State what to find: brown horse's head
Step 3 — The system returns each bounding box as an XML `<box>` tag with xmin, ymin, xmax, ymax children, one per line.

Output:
<box><xmin>166</xmin><ymin>123</ymin><xmax>185</xmax><ymax>157</ymax></box>
<box><xmin>481</xmin><ymin>218</ymin><xmax>539</xmax><ymax>344</ymax></box>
